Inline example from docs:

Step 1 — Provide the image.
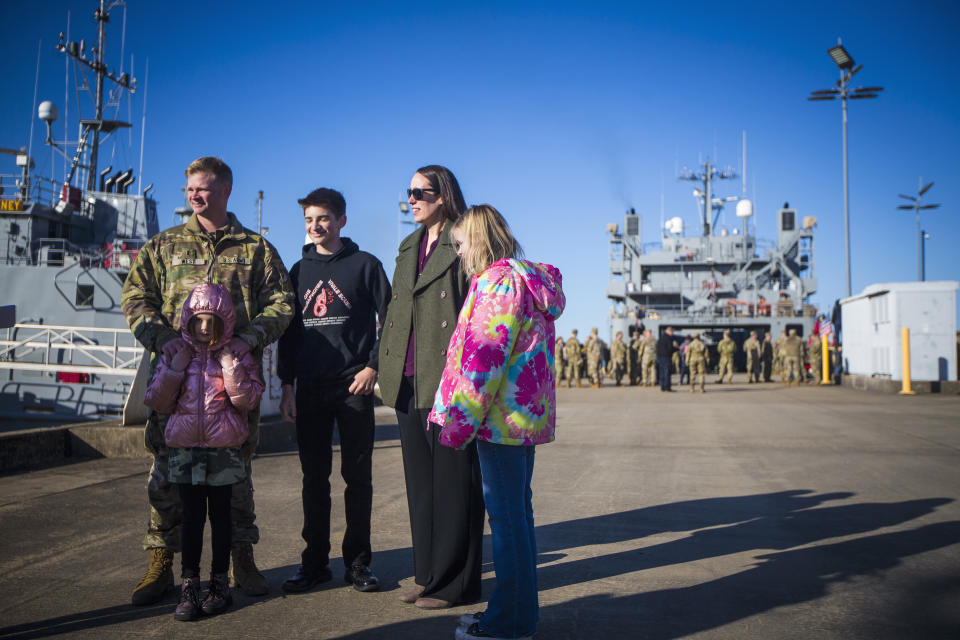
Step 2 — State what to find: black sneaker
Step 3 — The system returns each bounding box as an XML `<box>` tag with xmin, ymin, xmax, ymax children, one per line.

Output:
<box><xmin>455</xmin><ymin>622</ymin><xmax>532</xmax><ymax>640</ymax></box>
<box><xmin>344</xmin><ymin>563</ymin><xmax>380</xmax><ymax>592</ymax></box>
<box><xmin>281</xmin><ymin>564</ymin><xmax>332</xmax><ymax>593</ymax></box>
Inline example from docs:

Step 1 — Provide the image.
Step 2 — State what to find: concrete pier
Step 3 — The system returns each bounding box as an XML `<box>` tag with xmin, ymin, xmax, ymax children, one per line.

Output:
<box><xmin>1</xmin><ymin>381</ymin><xmax>958</xmax><ymax>639</ymax></box>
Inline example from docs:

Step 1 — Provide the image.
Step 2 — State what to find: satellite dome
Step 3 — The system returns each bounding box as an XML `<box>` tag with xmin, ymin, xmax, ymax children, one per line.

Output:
<box><xmin>38</xmin><ymin>101</ymin><xmax>58</xmax><ymax>123</ymax></box>
<box><xmin>735</xmin><ymin>199</ymin><xmax>753</xmax><ymax>219</ymax></box>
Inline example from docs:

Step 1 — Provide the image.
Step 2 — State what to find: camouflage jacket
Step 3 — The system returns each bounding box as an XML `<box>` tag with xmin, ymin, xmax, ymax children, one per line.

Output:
<box><xmin>686</xmin><ymin>339</ymin><xmax>707</xmax><ymax>363</ymax></box>
<box><xmin>610</xmin><ymin>339</ymin><xmax>628</xmax><ymax>365</ymax></box>
<box><xmin>564</xmin><ymin>337</ymin><xmax>582</xmax><ymax>361</ymax></box>
<box><xmin>121</xmin><ymin>212</ymin><xmax>294</xmax><ymax>356</ymax></box>
<box><xmin>717</xmin><ymin>338</ymin><xmax>736</xmax><ymax>357</ymax></box>
<box><xmin>743</xmin><ymin>337</ymin><xmax>761</xmax><ymax>358</ymax></box>
<box><xmin>640</xmin><ymin>336</ymin><xmax>657</xmax><ymax>362</ymax></box>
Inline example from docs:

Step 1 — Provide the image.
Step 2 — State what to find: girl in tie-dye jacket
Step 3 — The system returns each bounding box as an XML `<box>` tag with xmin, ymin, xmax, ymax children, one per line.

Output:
<box><xmin>428</xmin><ymin>252</ymin><xmax>565</xmax><ymax>448</ymax></box>
<box><xmin>428</xmin><ymin>204</ymin><xmax>564</xmax><ymax>640</ymax></box>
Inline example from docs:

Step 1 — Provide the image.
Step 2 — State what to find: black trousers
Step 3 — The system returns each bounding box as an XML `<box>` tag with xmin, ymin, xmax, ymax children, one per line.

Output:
<box><xmin>295</xmin><ymin>379</ymin><xmax>375</xmax><ymax>570</ymax></box>
<box><xmin>395</xmin><ymin>377</ymin><xmax>484</xmax><ymax>604</ymax></box>
<box><xmin>179</xmin><ymin>483</ymin><xmax>232</xmax><ymax>578</ymax></box>
<box><xmin>658</xmin><ymin>358</ymin><xmax>672</xmax><ymax>390</ymax></box>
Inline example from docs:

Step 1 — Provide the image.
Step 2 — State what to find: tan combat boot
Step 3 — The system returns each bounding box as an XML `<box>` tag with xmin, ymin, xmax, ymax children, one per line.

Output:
<box><xmin>231</xmin><ymin>543</ymin><xmax>268</xmax><ymax>596</ymax></box>
<box><xmin>131</xmin><ymin>547</ymin><xmax>174</xmax><ymax>605</ymax></box>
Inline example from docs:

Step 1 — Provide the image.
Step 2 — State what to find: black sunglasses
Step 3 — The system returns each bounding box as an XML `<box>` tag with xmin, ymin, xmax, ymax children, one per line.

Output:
<box><xmin>407</xmin><ymin>187</ymin><xmax>438</xmax><ymax>200</ymax></box>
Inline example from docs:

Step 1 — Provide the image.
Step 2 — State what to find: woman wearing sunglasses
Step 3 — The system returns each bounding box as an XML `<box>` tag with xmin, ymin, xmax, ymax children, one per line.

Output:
<box><xmin>378</xmin><ymin>165</ymin><xmax>484</xmax><ymax>609</ymax></box>
<box><xmin>430</xmin><ymin>204</ymin><xmax>564</xmax><ymax>640</ymax></box>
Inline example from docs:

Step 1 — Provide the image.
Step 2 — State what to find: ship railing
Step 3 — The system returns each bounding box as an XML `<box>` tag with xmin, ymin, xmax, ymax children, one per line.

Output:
<box><xmin>0</xmin><ymin>324</ymin><xmax>143</xmax><ymax>377</ymax></box>
<box><xmin>34</xmin><ymin>238</ymin><xmax>106</xmax><ymax>268</ymax></box>
<box><xmin>104</xmin><ymin>238</ymin><xmax>146</xmax><ymax>272</ymax></box>
<box><xmin>0</xmin><ymin>173</ymin><xmax>62</xmax><ymax>207</ymax></box>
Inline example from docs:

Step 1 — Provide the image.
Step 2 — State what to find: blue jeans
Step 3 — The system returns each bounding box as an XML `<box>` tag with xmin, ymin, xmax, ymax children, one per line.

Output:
<box><xmin>476</xmin><ymin>440</ymin><xmax>538</xmax><ymax>638</ymax></box>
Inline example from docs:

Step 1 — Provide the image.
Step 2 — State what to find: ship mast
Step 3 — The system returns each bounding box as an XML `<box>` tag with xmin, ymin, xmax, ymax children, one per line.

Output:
<box><xmin>52</xmin><ymin>0</ymin><xmax>137</xmax><ymax>193</ymax></box>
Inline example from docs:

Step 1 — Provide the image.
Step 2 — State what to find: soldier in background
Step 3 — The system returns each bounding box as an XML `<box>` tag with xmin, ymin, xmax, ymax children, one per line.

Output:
<box><xmin>743</xmin><ymin>330</ymin><xmax>761</xmax><ymax>383</ymax></box>
<box><xmin>629</xmin><ymin>331</ymin><xmax>643</xmax><ymax>385</ymax></box>
<box><xmin>761</xmin><ymin>332</ymin><xmax>774</xmax><ymax>382</ymax></box>
<box><xmin>555</xmin><ymin>336</ymin><xmax>566</xmax><ymax>386</ymax></box>
<box><xmin>782</xmin><ymin>328</ymin><xmax>803</xmax><ymax>386</ymax></box>
<box><xmin>122</xmin><ymin>156</ymin><xmax>294</xmax><ymax>605</ymax></box>
<box><xmin>585</xmin><ymin>327</ymin><xmax>604</xmax><ymax>388</ymax></box>
<box><xmin>678</xmin><ymin>335</ymin><xmax>691</xmax><ymax>385</ymax></box>
<box><xmin>671</xmin><ymin>339</ymin><xmax>681</xmax><ymax>376</ymax></box>
<box><xmin>564</xmin><ymin>329</ymin><xmax>583</xmax><ymax>387</ymax></box>
<box><xmin>808</xmin><ymin>331</ymin><xmax>822</xmax><ymax>384</ymax></box>
<box><xmin>774</xmin><ymin>330</ymin><xmax>788</xmax><ymax>382</ymax></box>
<box><xmin>715</xmin><ymin>331</ymin><xmax>736</xmax><ymax>384</ymax></box>
<box><xmin>686</xmin><ymin>333</ymin><xmax>708</xmax><ymax>393</ymax></box>
<box><xmin>609</xmin><ymin>331</ymin><xmax>628</xmax><ymax>386</ymax></box>
<box><xmin>639</xmin><ymin>330</ymin><xmax>658</xmax><ymax>387</ymax></box>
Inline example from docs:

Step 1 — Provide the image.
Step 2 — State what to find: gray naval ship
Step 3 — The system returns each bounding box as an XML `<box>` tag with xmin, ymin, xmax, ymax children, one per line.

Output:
<box><xmin>0</xmin><ymin>1</ymin><xmax>281</xmax><ymax>422</ymax></box>
<box><xmin>607</xmin><ymin>159</ymin><xmax>818</xmax><ymax>367</ymax></box>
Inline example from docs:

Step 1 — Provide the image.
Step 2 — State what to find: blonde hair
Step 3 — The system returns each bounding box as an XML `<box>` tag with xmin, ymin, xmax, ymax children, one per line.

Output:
<box><xmin>452</xmin><ymin>204</ymin><xmax>523</xmax><ymax>276</ymax></box>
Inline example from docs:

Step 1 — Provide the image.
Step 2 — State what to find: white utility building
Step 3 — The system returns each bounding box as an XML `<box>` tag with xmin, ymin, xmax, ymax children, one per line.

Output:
<box><xmin>840</xmin><ymin>281</ymin><xmax>958</xmax><ymax>382</ymax></box>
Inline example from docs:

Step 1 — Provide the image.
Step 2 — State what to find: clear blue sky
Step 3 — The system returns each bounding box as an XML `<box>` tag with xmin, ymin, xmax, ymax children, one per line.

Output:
<box><xmin>2</xmin><ymin>0</ymin><xmax>958</xmax><ymax>337</ymax></box>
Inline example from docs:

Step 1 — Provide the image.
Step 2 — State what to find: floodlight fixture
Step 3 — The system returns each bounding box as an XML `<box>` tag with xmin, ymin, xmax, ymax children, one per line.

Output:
<box><xmin>828</xmin><ymin>45</ymin><xmax>855</xmax><ymax>70</ymax></box>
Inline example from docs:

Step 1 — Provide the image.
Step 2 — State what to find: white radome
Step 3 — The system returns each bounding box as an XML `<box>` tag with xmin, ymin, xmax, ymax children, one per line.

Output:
<box><xmin>735</xmin><ymin>199</ymin><xmax>753</xmax><ymax>219</ymax></box>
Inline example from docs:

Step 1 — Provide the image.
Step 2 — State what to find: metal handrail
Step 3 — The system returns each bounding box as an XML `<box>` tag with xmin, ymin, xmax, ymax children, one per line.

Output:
<box><xmin>0</xmin><ymin>323</ymin><xmax>142</xmax><ymax>376</ymax></box>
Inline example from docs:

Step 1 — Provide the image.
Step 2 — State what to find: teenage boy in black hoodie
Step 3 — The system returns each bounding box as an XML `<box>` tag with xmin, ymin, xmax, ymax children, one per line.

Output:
<box><xmin>278</xmin><ymin>188</ymin><xmax>391</xmax><ymax>594</ymax></box>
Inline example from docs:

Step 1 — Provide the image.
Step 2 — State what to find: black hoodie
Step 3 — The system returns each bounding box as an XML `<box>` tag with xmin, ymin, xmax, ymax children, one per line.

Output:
<box><xmin>277</xmin><ymin>238</ymin><xmax>391</xmax><ymax>386</ymax></box>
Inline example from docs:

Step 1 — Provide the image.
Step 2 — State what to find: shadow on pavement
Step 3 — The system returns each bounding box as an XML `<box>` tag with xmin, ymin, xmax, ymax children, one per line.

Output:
<box><xmin>335</xmin><ymin>491</ymin><xmax>960</xmax><ymax>639</ymax></box>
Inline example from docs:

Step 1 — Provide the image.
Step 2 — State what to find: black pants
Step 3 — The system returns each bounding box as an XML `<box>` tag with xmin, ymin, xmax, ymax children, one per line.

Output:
<box><xmin>295</xmin><ymin>379</ymin><xmax>375</xmax><ymax>570</ymax></box>
<box><xmin>395</xmin><ymin>377</ymin><xmax>484</xmax><ymax>604</ymax></box>
<box><xmin>658</xmin><ymin>358</ymin><xmax>672</xmax><ymax>390</ymax></box>
<box><xmin>179</xmin><ymin>483</ymin><xmax>232</xmax><ymax>578</ymax></box>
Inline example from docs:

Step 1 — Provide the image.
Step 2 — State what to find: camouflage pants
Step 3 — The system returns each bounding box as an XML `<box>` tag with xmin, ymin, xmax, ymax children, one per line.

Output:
<box><xmin>587</xmin><ymin>358</ymin><xmax>603</xmax><ymax>384</ymax></box>
<box><xmin>717</xmin><ymin>355</ymin><xmax>734</xmax><ymax>382</ymax></box>
<box><xmin>809</xmin><ymin>358</ymin><xmax>822</xmax><ymax>383</ymax></box>
<box><xmin>746</xmin><ymin>355</ymin><xmax>759</xmax><ymax>382</ymax></box>
<box><xmin>564</xmin><ymin>361</ymin><xmax>582</xmax><ymax>384</ymax></box>
<box><xmin>782</xmin><ymin>356</ymin><xmax>801</xmax><ymax>384</ymax></box>
<box><xmin>689</xmin><ymin>359</ymin><xmax>706</xmax><ymax>389</ymax></box>
<box><xmin>610</xmin><ymin>362</ymin><xmax>626</xmax><ymax>384</ymax></box>
<box><xmin>141</xmin><ymin>411</ymin><xmax>260</xmax><ymax>551</ymax></box>
<box><xmin>642</xmin><ymin>359</ymin><xmax>657</xmax><ymax>385</ymax></box>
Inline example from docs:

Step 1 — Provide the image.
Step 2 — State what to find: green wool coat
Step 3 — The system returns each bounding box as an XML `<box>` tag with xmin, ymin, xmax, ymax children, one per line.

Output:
<box><xmin>378</xmin><ymin>224</ymin><xmax>470</xmax><ymax>409</ymax></box>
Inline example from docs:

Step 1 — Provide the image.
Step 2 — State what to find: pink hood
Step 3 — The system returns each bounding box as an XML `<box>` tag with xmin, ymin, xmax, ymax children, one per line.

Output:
<box><xmin>144</xmin><ymin>283</ymin><xmax>263</xmax><ymax>449</ymax></box>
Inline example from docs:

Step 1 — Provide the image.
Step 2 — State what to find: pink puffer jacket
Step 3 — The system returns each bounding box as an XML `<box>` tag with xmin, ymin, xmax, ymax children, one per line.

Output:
<box><xmin>144</xmin><ymin>283</ymin><xmax>263</xmax><ymax>448</ymax></box>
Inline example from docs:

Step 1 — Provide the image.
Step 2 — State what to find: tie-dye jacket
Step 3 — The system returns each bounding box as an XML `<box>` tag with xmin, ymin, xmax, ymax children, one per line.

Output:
<box><xmin>428</xmin><ymin>258</ymin><xmax>565</xmax><ymax>449</ymax></box>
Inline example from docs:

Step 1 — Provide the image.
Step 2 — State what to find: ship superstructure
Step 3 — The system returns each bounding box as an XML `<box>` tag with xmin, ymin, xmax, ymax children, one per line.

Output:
<box><xmin>0</xmin><ymin>2</ymin><xmax>282</xmax><ymax>421</ymax></box>
<box><xmin>607</xmin><ymin>159</ymin><xmax>818</xmax><ymax>366</ymax></box>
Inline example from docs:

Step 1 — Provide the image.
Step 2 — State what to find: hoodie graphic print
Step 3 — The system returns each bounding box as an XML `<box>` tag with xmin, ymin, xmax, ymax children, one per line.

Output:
<box><xmin>429</xmin><ymin>259</ymin><xmax>565</xmax><ymax>449</ymax></box>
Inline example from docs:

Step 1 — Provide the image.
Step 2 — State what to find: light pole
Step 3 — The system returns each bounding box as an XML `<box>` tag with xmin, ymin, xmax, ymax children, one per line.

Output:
<box><xmin>809</xmin><ymin>40</ymin><xmax>883</xmax><ymax>298</ymax></box>
<box><xmin>897</xmin><ymin>181</ymin><xmax>939</xmax><ymax>281</ymax></box>
<box><xmin>398</xmin><ymin>195</ymin><xmax>415</xmax><ymax>246</ymax></box>
<box><xmin>921</xmin><ymin>231</ymin><xmax>930</xmax><ymax>281</ymax></box>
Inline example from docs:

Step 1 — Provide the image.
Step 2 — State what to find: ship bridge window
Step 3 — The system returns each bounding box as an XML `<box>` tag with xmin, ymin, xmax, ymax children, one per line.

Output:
<box><xmin>76</xmin><ymin>284</ymin><xmax>94</xmax><ymax>307</ymax></box>
<box><xmin>780</xmin><ymin>210</ymin><xmax>795</xmax><ymax>231</ymax></box>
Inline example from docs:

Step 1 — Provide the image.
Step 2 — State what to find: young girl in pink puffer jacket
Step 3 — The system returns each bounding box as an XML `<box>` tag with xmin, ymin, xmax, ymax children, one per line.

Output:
<box><xmin>144</xmin><ymin>282</ymin><xmax>263</xmax><ymax>622</ymax></box>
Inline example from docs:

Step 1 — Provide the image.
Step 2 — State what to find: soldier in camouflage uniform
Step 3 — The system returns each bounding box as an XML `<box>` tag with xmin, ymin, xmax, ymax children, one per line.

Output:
<box><xmin>782</xmin><ymin>328</ymin><xmax>803</xmax><ymax>386</ymax></box>
<box><xmin>761</xmin><ymin>332</ymin><xmax>774</xmax><ymax>382</ymax></box>
<box><xmin>555</xmin><ymin>336</ymin><xmax>566</xmax><ymax>385</ymax></box>
<box><xmin>640</xmin><ymin>330</ymin><xmax>658</xmax><ymax>387</ymax></box>
<box><xmin>564</xmin><ymin>329</ymin><xmax>583</xmax><ymax>387</ymax></box>
<box><xmin>743</xmin><ymin>330</ymin><xmax>761</xmax><ymax>383</ymax></box>
<box><xmin>609</xmin><ymin>331</ymin><xmax>628</xmax><ymax>386</ymax></box>
<box><xmin>774</xmin><ymin>330</ymin><xmax>788</xmax><ymax>382</ymax></box>
<box><xmin>628</xmin><ymin>331</ymin><xmax>643</xmax><ymax>385</ymax></box>
<box><xmin>808</xmin><ymin>332</ymin><xmax>822</xmax><ymax>384</ymax></box>
<box><xmin>686</xmin><ymin>333</ymin><xmax>708</xmax><ymax>392</ymax></box>
<box><xmin>585</xmin><ymin>327</ymin><xmax>604</xmax><ymax>388</ymax></box>
<box><xmin>715</xmin><ymin>331</ymin><xmax>736</xmax><ymax>384</ymax></box>
<box><xmin>122</xmin><ymin>157</ymin><xmax>294</xmax><ymax>605</ymax></box>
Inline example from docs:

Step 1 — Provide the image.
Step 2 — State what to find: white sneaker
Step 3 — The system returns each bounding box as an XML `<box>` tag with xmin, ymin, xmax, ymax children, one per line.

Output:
<box><xmin>458</xmin><ymin>612</ymin><xmax>483</xmax><ymax>627</ymax></box>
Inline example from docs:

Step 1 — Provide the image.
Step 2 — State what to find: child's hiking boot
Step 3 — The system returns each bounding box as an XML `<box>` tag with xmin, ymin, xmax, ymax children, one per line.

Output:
<box><xmin>201</xmin><ymin>572</ymin><xmax>233</xmax><ymax>615</ymax></box>
<box><xmin>173</xmin><ymin>575</ymin><xmax>202</xmax><ymax>622</ymax></box>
